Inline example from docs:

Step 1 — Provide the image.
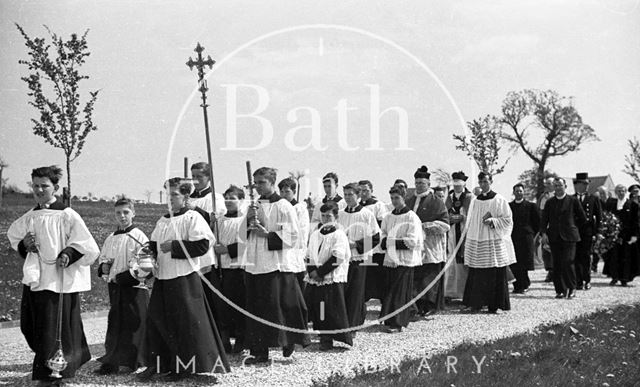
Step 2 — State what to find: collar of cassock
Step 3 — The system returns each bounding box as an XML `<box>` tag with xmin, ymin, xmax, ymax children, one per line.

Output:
<box><xmin>320</xmin><ymin>224</ymin><xmax>337</xmax><ymax>235</ymax></box>
<box><xmin>477</xmin><ymin>191</ymin><xmax>496</xmax><ymax>201</ymax></box>
<box><xmin>259</xmin><ymin>192</ymin><xmax>282</xmax><ymax>203</ymax></box>
<box><xmin>323</xmin><ymin>194</ymin><xmax>343</xmax><ymax>204</ymax></box>
<box><xmin>415</xmin><ymin>189</ymin><xmax>433</xmax><ymax>199</ymax></box>
<box><xmin>450</xmin><ymin>189</ymin><xmax>469</xmax><ymax>199</ymax></box>
<box><xmin>289</xmin><ymin>199</ymin><xmax>298</xmax><ymax>206</ymax></box>
<box><xmin>360</xmin><ymin>197</ymin><xmax>378</xmax><ymax>206</ymax></box>
<box><xmin>114</xmin><ymin>224</ymin><xmax>136</xmax><ymax>235</ymax></box>
<box><xmin>392</xmin><ymin>206</ymin><xmax>410</xmax><ymax>215</ymax></box>
<box><xmin>345</xmin><ymin>204</ymin><xmax>362</xmax><ymax>213</ymax></box>
<box><xmin>191</xmin><ymin>185</ymin><xmax>212</xmax><ymax>199</ymax></box>
<box><xmin>225</xmin><ymin>210</ymin><xmax>239</xmax><ymax>218</ymax></box>
<box><xmin>164</xmin><ymin>206</ymin><xmax>188</xmax><ymax>218</ymax></box>
<box><xmin>35</xmin><ymin>198</ymin><xmax>66</xmax><ymax>211</ymax></box>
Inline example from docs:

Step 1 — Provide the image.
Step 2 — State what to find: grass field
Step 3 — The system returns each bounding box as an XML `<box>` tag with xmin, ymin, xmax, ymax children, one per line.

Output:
<box><xmin>0</xmin><ymin>194</ymin><xmax>167</xmax><ymax>321</ymax></box>
<box><xmin>317</xmin><ymin>303</ymin><xmax>640</xmax><ymax>387</ymax></box>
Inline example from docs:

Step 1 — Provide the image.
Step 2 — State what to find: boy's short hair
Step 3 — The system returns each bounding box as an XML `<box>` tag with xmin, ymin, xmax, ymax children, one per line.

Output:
<box><xmin>358</xmin><ymin>180</ymin><xmax>373</xmax><ymax>189</ymax></box>
<box><xmin>224</xmin><ymin>184</ymin><xmax>245</xmax><ymax>199</ymax></box>
<box><xmin>343</xmin><ymin>182</ymin><xmax>361</xmax><ymax>195</ymax></box>
<box><xmin>254</xmin><ymin>167</ymin><xmax>277</xmax><ymax>184</ymax></box>
<box><xmin>512</xmin><ymin>183</ymin><xmax>524</xmax><ymax>191</ymax></box>
<box><xmin>277</xmin><ymin>177</ymin><xmax>297</xmax><ymax>193</ymax></box>
<box><xmin>190</xmin><ymin>162</ymin><xmax>210</xmax><ymax>174</ymax></box>
<box><xmin>393</xmin><ymin>178</ymin><xmax>407</xmax><ymax>188</ymax></box>
<box><xmin>478</xmin><ymin>172</ymin><xmax>493</xmax><ymax>181</ymax></box>
<box><xmin>389</xmin><ymin>184</ymin><xmax>407</xmax><ymax>198</ymax></box>
<box><xmin>320</xmin><ymin>201</ymin><xmax>339</xmax><ymax>216</ymax></box>
<box><xmin>114</xmin><ymin>197</ymin><xmax>135</xmax><ymax>210</ymax></box>
<box><xmin>165</xmin><ymin>177</ymin><xmax>194</xmax><ymax>196</ymax></box>
<box><xmin>31</xmin><ymin>165</ymin><xmax>63</xmax><ymax>185</ymax></box>
<box><xmin>323</xmin><ymin>172</ymin><xmax>339</xmax><ymax>185</ymax></box>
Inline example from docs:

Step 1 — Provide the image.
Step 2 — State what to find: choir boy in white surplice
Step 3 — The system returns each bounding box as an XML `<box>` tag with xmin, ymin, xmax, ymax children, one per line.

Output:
<box><xmin>338</xmin><ymin>183</ymin><xmax>380</xmax><ymax>328</ymax></box>
<box><xmin>189</xmin><ymin>162</ymin><xmax>227</xmax><ymax>224</ymax></box>
<box><xmin>139</xmin><ymin>178</ymin><xmax>229</xmax><ymax>381</ymax></box>
<box><xmin>305</xmin><ymin>202</ymin><xmax>353</xmax><ymax>350</ymax></box>
<box><xmin>405</xmin><ymin>165</ymin><xmax>450</xmax><ymax>316</ymax></box>
<box><xmin>7</xmin><ymin>166</ymin><xmax>99</xmax><ymax>383</ymax></box>
<box><xmin>189</xmin><ymin>162</ymin><xmax>227</xmax><ymax>334</ymax></box>
<box><xmin>212</xmin><ymin>185</ymin><xmax>248</xmax><ymax>353</ymax></box>
<box><xmin>463</xmin><ymin>172</ymin><xmax>516</xmax><ymax>314</ymax></box>
<box><xmin>359</xmin><ymin>180</ymin><xmax>390</xmax><ymax>302</ymax></box>
<box><xmin>278</xmin><ymin>177</ymin><xmax>310</xmax><ymax>291</ymax></box>
<box><xmin>310</xmin><ymin>172</ymin><xmax>347</xmax><ymax>230</ymax></box>
<box><xmin>96</xmin><ymin>198</ymin><xmax>150</xmax><ymax>375</ymax></box>
<box><xmin>380</xmin><ymin>184</ymin><xmax>424</xmax><ymax>333</ymax></box>
<box><xmin>243</xmin><ymin>167</ymin><xmax>310</xmax><ymax>365</ymax></box>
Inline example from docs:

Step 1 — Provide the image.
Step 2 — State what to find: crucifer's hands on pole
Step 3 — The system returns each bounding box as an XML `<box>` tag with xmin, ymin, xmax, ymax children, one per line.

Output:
<box><xmin>56</xmin><ymin>252</ymin><xmax>69</xmax><ymax>268</ymax></box>
<box><xmin>23</xmin><ymin>232</ymin><xmax>39</xmax><ymax>253</ymax></box>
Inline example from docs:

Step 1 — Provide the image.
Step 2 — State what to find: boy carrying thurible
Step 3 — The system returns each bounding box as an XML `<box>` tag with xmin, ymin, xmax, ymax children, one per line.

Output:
<box><xmin>95</xmin><ymin>197</ymin><xmax>151</xmax><ymax>375</ymax></box>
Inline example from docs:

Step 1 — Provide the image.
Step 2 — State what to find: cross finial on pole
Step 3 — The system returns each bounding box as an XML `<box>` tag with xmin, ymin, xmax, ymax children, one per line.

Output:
<box><xmin>186</xmin><ymin>42</ymin><xmax>216</xmax><ymax>82</ymax></box>
<box><xmin>185</xmin><ymin>42</ymin><xmax>222</xmax><ymax>277</ymax></box>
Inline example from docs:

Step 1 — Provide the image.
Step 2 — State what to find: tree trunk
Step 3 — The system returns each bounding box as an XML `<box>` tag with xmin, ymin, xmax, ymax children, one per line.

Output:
<box><xmin>535</xmin><ymin>162</ymin><xmax>547</xmax><ymax>201</ymax></box>
<box><xmin>0</xmin><ymin>167</ymin><xmax>3</xmax><ymax>208</ymax></box>
<box><xmin>65</xmin><ymin>156</ymin><xmax>71</xmax><ymax>207</ymax></box>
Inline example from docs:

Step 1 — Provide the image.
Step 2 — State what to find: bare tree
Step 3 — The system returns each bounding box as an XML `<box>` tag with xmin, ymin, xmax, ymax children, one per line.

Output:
<box><xmin>500</xmin><ymin>89</ymin><xmax>599</xmax><ymax>199</ymax></box>
<box><xmin>453</xmin><ymin>115</ymin><xmax>511</xmax><ymax>176</ymax></box>
<box><xmin>0</xmin><ymin>156</ymin><xmax>7</xmax><ymax>207</ymax></box>
<box><xmin>431</xmin><ymin>168</ymin><xmax>452</xmax><ymax>188</ymax></box>
<box><xmin>517</xmin><ymin>167</ymin><xmax>558</xmax><ymax>201</ymax></box>
<box><xmin>289</xmin><ymin>170</ymin><xmax>306</xmax><ymax>202</ymax></box>
<box><xmin>623</xmin><ymin>137</ymin><xmax>640</xmax><ymax>184</ymax></box>
<box><xmin>144</xmin><ymin>189</ymin><xmax>153</xmax><ymax>203</ymax></box>
<box><xmin>16</xmin><ymin>24</ymin><xmax>100</xmax><ymax>207</ymax></box>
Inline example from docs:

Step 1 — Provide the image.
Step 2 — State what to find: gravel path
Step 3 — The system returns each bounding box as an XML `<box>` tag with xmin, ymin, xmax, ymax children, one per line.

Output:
<box><xmin>1</xmin><ymin>268</ymin><xmax>639</xmax><ymax>386</ymax></box>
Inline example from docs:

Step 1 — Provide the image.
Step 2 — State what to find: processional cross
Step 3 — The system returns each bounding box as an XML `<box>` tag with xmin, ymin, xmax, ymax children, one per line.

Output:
<box><xmin>186</xmin><ymin>42</ymin><xmax>221</xmax><ymax>272</ymax></box>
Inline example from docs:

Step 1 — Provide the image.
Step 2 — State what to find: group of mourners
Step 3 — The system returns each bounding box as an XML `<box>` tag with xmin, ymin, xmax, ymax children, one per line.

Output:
<box><xmin>6</xmin><ymin>163</ymin><xmax>640</xmax><ymax>385</ymax></box>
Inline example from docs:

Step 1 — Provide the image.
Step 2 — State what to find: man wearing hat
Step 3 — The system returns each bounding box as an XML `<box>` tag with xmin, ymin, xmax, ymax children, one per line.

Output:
<box><xmin>444</xmin><ymin>171</ymin><xmax>471</xmax><ymax>301</ymax></box>
<box><xmin>573</xmin><ymin>172</ymin><xmax>602</xmax><ymax>290</ymax></box>
<box><xmin>406</xmin><ymin>166</ymin><xmax>450</xmax><ymax>316</ymax></box>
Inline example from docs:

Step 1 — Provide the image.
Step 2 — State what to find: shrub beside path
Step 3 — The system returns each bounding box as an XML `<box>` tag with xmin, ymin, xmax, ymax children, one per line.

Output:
<box><xmin>1</xmin><ymin>268</ymin><xmax>639</xmax><ymax>386</ymax></box>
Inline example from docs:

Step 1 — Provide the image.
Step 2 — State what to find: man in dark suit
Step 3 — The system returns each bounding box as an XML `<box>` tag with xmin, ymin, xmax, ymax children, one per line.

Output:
<box><xmin>537</xmin><ymin>177</ymin><xmax>556</xmax><ymax>282</ymax></box>
<box><xmin>540</xmin><ymin>177</ymin><xmax>587</xmax><ymax>299</ymax></box>
<box><xmin>509</xmin><ymin>183</ymin><xmax>540</xmax><ymax>293</ymax></box>
<box><xmin>572</xmin><ymin>173</ymin><xmax>602</xmax><ymax>290</ymax></box>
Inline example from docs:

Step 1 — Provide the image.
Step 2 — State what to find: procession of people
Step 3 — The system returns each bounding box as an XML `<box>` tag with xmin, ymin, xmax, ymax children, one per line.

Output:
<box><xmin>6</xmin><ymin>164</ymin><xmax>640</xmax><ymax>385</ymax></box>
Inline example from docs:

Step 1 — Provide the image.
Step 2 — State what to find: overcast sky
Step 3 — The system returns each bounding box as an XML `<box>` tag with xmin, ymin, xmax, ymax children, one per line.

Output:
<box><xmin>1</xmin><ymin>0</ymin><xmax>639</xmax><ymax>202</ymax></box>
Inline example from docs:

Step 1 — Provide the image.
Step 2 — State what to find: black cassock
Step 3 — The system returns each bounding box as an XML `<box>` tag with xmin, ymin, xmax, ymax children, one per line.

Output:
<box><xmin>509</xmin><ymin>200</ymin><xmax>540</xmax><ymax>270</ymax></box>
<box><xmin>21</xmin><ymin>287</ymin><xmax>91</xmax><ymax>380</ymax></box>
<box><xmin>509</xmin><ymin>200</ymin><xmax>540</xmax><ymax>292</ymax></box>
<box><xmin>604</xmin><ymin>198</ymin><xmax>640</xmax><ymax>282</ymax></box>
<box><xmin>97</xmin><ymin>270</ymin><xmax>149</xmax><ymax>370</ymax></box>
<box><xmin>145</xmin><ymin>272</ymin><xmax>230</xmax><ymax>374</ymax></box>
